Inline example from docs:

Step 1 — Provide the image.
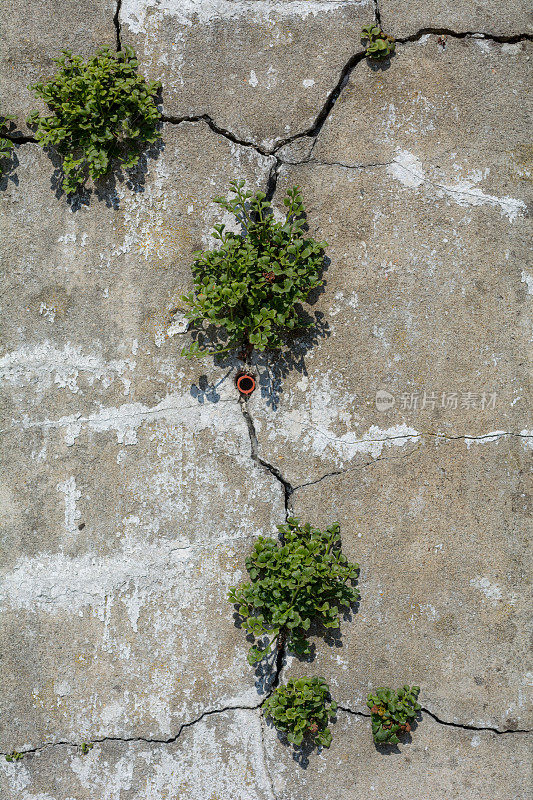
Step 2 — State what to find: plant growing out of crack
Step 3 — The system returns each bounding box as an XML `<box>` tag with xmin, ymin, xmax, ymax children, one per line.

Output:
<box><xmin>228</xmin><ymin>518</ymin><xmax>359</xmax><ymax>666</ymax></box>
<box><xmin>361</xmin><ymin>25</ymin><xmax>396</xmax><ymax>60</ymax></box>
<box><xmin>5</xmin><ymin>751</ymin><xmax>23</xmax><ymax>762</ymax></box>
<box><xmin>0</xmin><ymin>115</ymin><xmax>15</xmax><ymax>175</ymax></box>
<box><xmin>180</xmin><ymin>180</ymin><xmax>327</xmax><ymax>360</ymax></box>
<box><xmin>264</xmin><ymin>677</ymin><xmax>337</xmax><ymax>748</ymax></box>
<box><xmin>27</xmin><ymin>46</ymin><xmax>161</xmax><ymax>195</ymax></box>
<box><xmin>79</xmin><ymin>742</ymin><xmax>94</xmax><ymax>755</ymax></box>
<box><xmin>367</xmin><ymin>685</ymin><xmax>421</xmax><ymax>745</ymax></box>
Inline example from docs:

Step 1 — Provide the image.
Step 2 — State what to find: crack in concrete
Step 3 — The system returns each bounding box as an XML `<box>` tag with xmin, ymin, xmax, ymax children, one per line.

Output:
<box><xmin>114</xmin><ymin>0</ymin><xmax>123</xmax><ymax>52</ymax></box>
<box><xmin>397</xmin><ymin>28</ymin><xmax>533</xmax><ymax>45</ymax></box>
<box><xmin>160</xmin><ymin>113</ymin><xmax>274</xmax><ymax>158</ymax></box>
<box><xmin>259</xmin><ymin>713</ymin><xmax>279</xmax><ymax>800</ymax></box>
<box><xmin>0</xmin><ymin>702</ymin><xmax>269</xmax><ymax>758</ymax></box>
<box><xmin>337</xmin><ymin>704</ymin><xmax>532</xmax><ymax>735</ymax></box>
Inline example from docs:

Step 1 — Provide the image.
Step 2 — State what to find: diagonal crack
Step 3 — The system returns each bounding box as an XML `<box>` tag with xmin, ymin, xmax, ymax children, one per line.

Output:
<box><xmin>0</xmin><ymin>701</ymin><xmax>270</xmax><ymax>758</ymax></box>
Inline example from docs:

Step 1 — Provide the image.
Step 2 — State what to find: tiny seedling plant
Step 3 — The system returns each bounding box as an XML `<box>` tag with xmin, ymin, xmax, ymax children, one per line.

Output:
<box><xmin>228</xmin><ymin>518</ymin><xmax>359</xmax><ymax>666</ymax></box>
<box><xmin>27</xmin><ymin>46</ymin><xmax>161</xmax><ymax>195</ymax></box>
<box><xmin>180</xmin><ymin>180</ymin><xmax>327</xmax><ymax>360</ymax></box>
<box><xmin>361</xmin><ymin>25</ymin><xmax>396</xmax><ymax>60</ymax></box>
<box><xmin>264</xmin><ymin>677</ymin><xmax>337</xmax><ymax>748</ymax></box>
<box><xmin>5</xmin><ymin>751</ymin><xmax>23</xmax><ymax>763</ymax></box>
<box><xmin>367</xmin><ymin>685</ymin><xmax>421</xmax><ymax>745</ymax></box>
<box><xmin>0</xmin><ymin>115</ymin><xmax>15</xmax><ymax>175</ymax></box>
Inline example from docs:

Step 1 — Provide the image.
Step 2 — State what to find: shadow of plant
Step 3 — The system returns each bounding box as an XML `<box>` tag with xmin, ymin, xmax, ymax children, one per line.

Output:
<box><xmin>46</xmin><ymin>135</ymin><xmax>165</xmax><ymax>211</ymax></box>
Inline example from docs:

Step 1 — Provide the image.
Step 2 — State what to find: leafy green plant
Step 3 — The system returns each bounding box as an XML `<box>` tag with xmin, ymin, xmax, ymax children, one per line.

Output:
<box><xmin>27</xmin><ymin>46</ymin><xmax>161</xmax><ymax>195</ymax></box>
<box><xmin>264</xmin><ymin>677</ymin><xmax>336</xmax><ymax>748</ymax></box>
<box><xmin>0</xmin><ymin>115</ymin><xmax>15</xmax><ymax>173</ymax></box>
<box><xmin>80</xmin><ymin>742</ymin><xmax>93</xmax><ymax>755</ymax></box>
<box><xmin>367</xmin><ymin>685</ymin><xmax>421</xmax><ymax>745</ymax></box>
<box><xmin>180</xmin><ymin>180</ymin><xmax>327</xmax><ymax>359</ymax></box>
<box><xmin>361</xmin><ymin>25</ymin><xmax>396</xmax><ymax>59</ymax></box>
<box><xmin>228</xmin><ymin>518</ymin><xmax>359</xmax><ymax>666</ymax></box>
<box><xmin>5</xmin><ymin>751</ymin><xmax>23</xmax><ymax>762</ymax></box>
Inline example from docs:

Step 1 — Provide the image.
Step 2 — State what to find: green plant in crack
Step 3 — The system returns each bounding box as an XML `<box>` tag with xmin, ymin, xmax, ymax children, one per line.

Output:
<box><xmin>228</xmin><ymin>518</ymin><xmax>359</xmax><ymax>666</ymax></box>
<box><xmin>0</xmin><ymin>115</ymin><xmax>15</xmax><ymax>174</ymax></box>
<box><xmin>264</xmin><ymin>677</ymin><xmax>337</xmax><ymax>748</ymax></box>
<box><xmin>79</xmin><ymin>742</ymin><xmax>94</xmax><ymax>755</ymax></box>
<box><xmin>5</xmin><ymin>751</ymin><xmax>23</xmax><ymax>762</ymax></box>
<box><xmin>27</xmin><ymin>46</ymin><xmax>161</xmax><ymax>195</ymax></box>
<box><xmin>367</xmin><ymin>685</ymin><xmax>421</xmax><ymax>745</ymax></box>
<box><xmin>361</xmin><ymin>25</ymin><xmax>396</xmax><ymax>60</ymax></box>
<box><xmin>180</xmin><ymin>180</ymin><xmax>327</xmax><ymax>359</ymax></box>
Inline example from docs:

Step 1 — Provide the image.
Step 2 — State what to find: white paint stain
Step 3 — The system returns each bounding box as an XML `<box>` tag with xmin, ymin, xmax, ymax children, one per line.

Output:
<box><xmin>387</xmin><ymin>150</ymin><xmax>526</xmax><ymax>221</ymax></box>
<box><xmin>248</xmin><ymin>70</ymin><xmax>258</xmax><ymax>88</ymax></box>
<box><xmin>0</xmin><ymin>342</ymin><xmax>135</xmax><ymax>396</ymax></box>
<box><xmin>470</xmin><ymin>576</ymin><xmax>517</xmax><ymax>606</ymax></box>
<box><xmin>521</xmin><ymin>271</ymin><xmax>533</xmax><ymax>295</ymax></box>
<box><xmin>121</xmin><ymin>0</ymin><xmax>368</xmax><ymax>34</ymax></box>
<box><xmin>57</xmin><ymin>477</ymin><xmax>82</xmax><ymax>533</ymax></box>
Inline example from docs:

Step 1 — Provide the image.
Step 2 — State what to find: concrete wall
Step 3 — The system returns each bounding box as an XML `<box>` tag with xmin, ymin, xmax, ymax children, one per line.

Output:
<box><xmin>1</xmin><ymin>2</ymin><xmax>531</xmax><ymax>797</ymax></box>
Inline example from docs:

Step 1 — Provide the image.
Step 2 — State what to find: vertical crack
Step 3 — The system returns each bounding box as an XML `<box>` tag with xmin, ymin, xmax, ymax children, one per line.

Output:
<box><xmin>239</xmin><ymin>397</ymin><xmax>294</xmax><ymax>520</ymax></box>
<box><xmin>239</xmin><ymin>397</ymin><xmax>293</xmax><ymax>692</ymax></box>
<box><xmin>374</xmin><ymin>0</ymin><xmax>382</xmax><ymax>26</ymax></box>
<box><xmin>114</xmin><ymin>0</ymin><xmax>123</xmax><ymax>51</ymax></box>
<box><xmin>259</xmin><ymin>712</ymin><xmax>279</xmax><ymax>800</ymax></box>
<box><xmin>266</xmin><ymin>156</ymin><xmax>282</xmax><ymax>202</ymax></box>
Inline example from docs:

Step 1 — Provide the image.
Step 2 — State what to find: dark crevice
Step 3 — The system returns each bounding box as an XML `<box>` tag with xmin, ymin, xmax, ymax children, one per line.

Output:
<box><xmin>396</xmin><ymin>28</ymin><xmax>533</xmax><ymax>45</ymax></box>
<box><xmin>113</xmin><ymin>0</ymin><xmax>123</xmax><ymax>51</ymax></box>
<box><xmin>266</xmin><ymin>157</ymin><xmax>282</xmax><ymax>203</ymax></box>
<box><xmin>239</xmin><ymin>397</ymin><xmax>294</xmax><ymax>519</ymax></box>
<box><xmin>162</xmin><ymin>28</ymin><xmax>531</xmax><ymax>165</ymax></box>
<box><xmin>161</xmin><ymin>113</ymin><xmax>273</xmax><ymax>158</ymax></box>
<box><xmin>337</xmin><ymin>705</ymin><xmax>532</xmax><ymax>735</ymax></box>
<box><xmin>0</xmin><ymin>703</ymin><xmax>266</xmax><ymax>758</ymax></box>
<box><xmin>269</xmin><ymin>50</ymin><xmax>367</xmax><ymax>157</ymax></box>
<box><xmin>374</xmin><ymin>0</ymin><xmax>382</xmax><ymax>27</ymax></box>
<box><xmin>420</xmin><ymin>706</ymin><xmax>532</xmax><ymax>735</ymax></box>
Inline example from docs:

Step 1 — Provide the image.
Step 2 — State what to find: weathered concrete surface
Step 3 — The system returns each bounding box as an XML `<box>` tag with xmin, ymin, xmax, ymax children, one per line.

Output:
<box><xmin>249</xmin><ymin>38</ymin><xmax>532</xmax><ymax>485</ymax></box>
<box><xmin>379</xmin><ymin>1</ymin><xmax>533</xmax><ymax>39</ymax></box>
<box><xmin>119</xmin><ymin>0</ymin><xmax>373</xmax><ymax>149</ymax></box>
<box><xmin>0</xmin><ymin>0</ymin><xmax>117</xmax><ymax>134</ymax></box>
<box><xmin>0</xmin><ymin>709</ymin><xmax>274</xmax><ymax>799</ymax></box>
<box><xmin>286</xmin><ymin>436</ymin><xmax>532</xmax><ymax>730</ymax></box>
<box><xmin>1</xmin><ymin>5</ymin><xmax>532</xmax><ymax>799</ymax></box>
<box><xmin>263</xmin><ymin>711</ymin><xmax>533</xmax><ymax>800</ymax></box>
<box><xmin>0</xmin><ymin>124</ymin><xmax>284</xmax><ymax>751</ymax></box>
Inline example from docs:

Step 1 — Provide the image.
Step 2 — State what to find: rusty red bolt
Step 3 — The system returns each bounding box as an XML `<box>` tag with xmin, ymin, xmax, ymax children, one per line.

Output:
<box><xmin>236</xmin><ymin>373</ymin><xmax>256</xmax><ymax>395</ymax></box>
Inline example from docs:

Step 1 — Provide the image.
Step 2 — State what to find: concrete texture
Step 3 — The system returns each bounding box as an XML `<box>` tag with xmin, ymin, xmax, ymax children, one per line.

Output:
<box><xmin>287</xmin><ymin>436</ymin><xmax>532</xmax><ymax>731</ymax></box>
<box><xmin>119</xmin><ymin>0</ymin><xmax>373</xmax><ymax>149</ymax></box>
<box><xmin>379</xmin><ymin>1</ymin><xmax>533</xmax><ymax>39</ymax></box>
<box><xmin>1</xmin><ymin>1</ymin><xmax>531</xmax><ymax>798</ymax></box>
<box><xmin>1</xmin><ymin>0</ymin><xmax>117</xmax><ymax>134</ymax></box>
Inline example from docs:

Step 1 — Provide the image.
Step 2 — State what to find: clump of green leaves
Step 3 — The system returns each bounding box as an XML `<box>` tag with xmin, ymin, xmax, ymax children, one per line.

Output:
<box><xmin>228</xmin><ymin>518</ymin><xmax>359</xmax><ymax>666</ymax></box>
<box><xmin>264</xmin><ymin>677</ymin><xmax>336</xmax><ymax>748</ymax></box>
<box><xmin>361</xmin><ymin>25</ymin><xmax>396</xmax><ymax>59</ymax></box>
<box><xmin>367</xmin><ymin>685</ymin><xmax>421</xmax><ymax>745</ymax></box>
<box><xmin>80</xmin><ymin>742</ymin><xmax>93</xmax><ymax>755</ymax></box>
<box><xmin>5</xmin><ymin>751</ymin><xmax>23</xmax><ymax>762</ymax></box>
<box><xmin>180</xmin><ymin>180</ymin><xmax>327</xmax><ymax>359</ymax></box>
<box><xmin>0</xmin><ymin>115</ymin><xmax>15</xmax><ymax>173</ymax></box>
<box><xmin>27</xmin><ymin>46</ymin><xmax>161</xmax><ymax>195</ymax></box>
